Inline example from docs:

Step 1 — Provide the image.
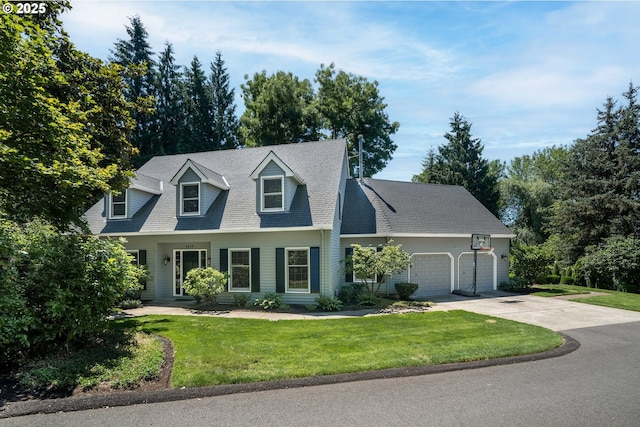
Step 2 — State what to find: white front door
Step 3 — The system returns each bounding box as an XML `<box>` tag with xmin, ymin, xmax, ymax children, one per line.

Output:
<box><xmin>173</xmin><ymin>249</ymin><xmax>207</xmax><ymax>296</ymax></box>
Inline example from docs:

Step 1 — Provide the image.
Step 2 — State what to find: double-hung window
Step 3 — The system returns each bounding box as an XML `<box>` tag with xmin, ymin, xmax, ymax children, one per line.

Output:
<box><xmin>261</xmin><ymin>176</ymin><xmax>283</xmax><ymax>211</ymax></box>
<box><xmin>229</xmin><ymin>249</ymin><xmax>251</xmax><ymax>291</ymax></box>
<box><xmin>286</xmin><ymin>248</ymin><xmax>309</xmax><ymax>292</ymax></box>
<box><xmin>181</xmin><ymin>183</ymin><xmax>200</xmax><ymax>215</ymax></box>
<box><xmin>111</xmin><ymin>191</ymin><xmax>127</xmax><ymax>218</ymax></box>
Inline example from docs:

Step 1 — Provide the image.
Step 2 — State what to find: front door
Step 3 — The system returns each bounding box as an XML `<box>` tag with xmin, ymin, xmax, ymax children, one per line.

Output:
<box><xmin>174</xmin><ymin>249</ymin><xmax>207</xmax><ymax>296</ymax></box>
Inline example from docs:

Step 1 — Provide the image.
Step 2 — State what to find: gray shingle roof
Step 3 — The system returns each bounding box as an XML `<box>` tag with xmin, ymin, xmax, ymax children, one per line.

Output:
<box><xmin>341</xmin><ymin>178</ymin><xmax>512</xmax><ymax>236</ymax></box>
<box><xmin>84</xmin><ymin>139</ymin><xmax>347</xmax><ymax>234</ymax></box>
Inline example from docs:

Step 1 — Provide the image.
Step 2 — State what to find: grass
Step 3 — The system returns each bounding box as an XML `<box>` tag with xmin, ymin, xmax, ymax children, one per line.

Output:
<box><xmin>125</xmin><ymin>311</ymin><xmax>562</xmax><ymax>388</ymax></box>
<box><xmin>530</xmin><ymin>284</ymin><xmax>640</xmax><ymax>312</ymax></box>
<box><xmin>15</xmin><ymin>328</ymin><xmax>164</xmax><ymax>393</ymax></box>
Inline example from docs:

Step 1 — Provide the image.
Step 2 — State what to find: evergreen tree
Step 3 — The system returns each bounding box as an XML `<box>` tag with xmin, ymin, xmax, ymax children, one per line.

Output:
<box><xmin>156</xmin><ymin>42</ymin><xmax>186</xmax><ymax>155</ymax></box>
<box><xmin>413</xmin><ymin>112</ymin><xmax>501</xmax><ymax>216</ymax></box>
<box><xmin>110</xmin><ymin>15</ymin><xmax>157</xmax><ymax>167</ymax></box>
<box><xmin>209</xmin><ymin>51</ymin><xmax>239</xmax><ymax>149</ymax></box>
<box><xmin>183</xmin><ymin>56</ymin><xmax>215</xmax><ymax>152</ymax></box>
<box><xmin>551</xmin><ymin>83</ymin><xmax>640</xmax><ymax>261</ymax></box>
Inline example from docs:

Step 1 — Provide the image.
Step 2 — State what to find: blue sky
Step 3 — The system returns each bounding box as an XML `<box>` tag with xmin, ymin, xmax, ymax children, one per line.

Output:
<box><xmin>61</xmin><ymin>1</ymin><xmax>640</xmax><ymax>181</ymax></box>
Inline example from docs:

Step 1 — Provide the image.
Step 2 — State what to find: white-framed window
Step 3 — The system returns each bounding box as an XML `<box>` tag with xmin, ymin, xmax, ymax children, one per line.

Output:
<box><xmin>229</xmin><ymin>249</ymin><xmax>251</xmax><ymax>292</ymax></box>
<box><xmin>261</xmin><ymin>176</ymin><xmax>284</xmax><ymax>212</ymax></box>
<box><xmin>110</xmin><ymin>190</ymin><xmax>127</xmax><ymax>219</ymax></box>
<box><xmin>180</xmin><ymin>182</ymin><xmax>200</xmax><ymax>215</ymax></box>
<box><xmin>286</xmin><ymin>247</ymin><xmax>309</xmax><ymax>293</ymax></box>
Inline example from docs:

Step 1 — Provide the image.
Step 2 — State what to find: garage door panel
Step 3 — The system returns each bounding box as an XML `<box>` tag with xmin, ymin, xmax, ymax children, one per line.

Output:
<box><xmin>458</xmin><ymin>253</ymin><xmax>494</xmax><ymax>293</ymax></box>
<box><xmin>410</xmin><ymin>254</ymin><xmax>452</xmax><ymax>298</ymax></box>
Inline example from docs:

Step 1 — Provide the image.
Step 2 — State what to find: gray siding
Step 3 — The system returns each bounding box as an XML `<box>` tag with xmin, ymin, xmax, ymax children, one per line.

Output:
<box><xmin>256</xmin><ymin>161</ymin><xmax>298</xmax><ymax>212</ymax></box>
<box><xmin>128</xmin><ymin>188</ymin><xmax>154</xmax><ymax>218</ymax></box>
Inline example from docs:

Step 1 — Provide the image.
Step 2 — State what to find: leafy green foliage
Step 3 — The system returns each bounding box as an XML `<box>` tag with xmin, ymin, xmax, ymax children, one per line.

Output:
<box><xmin>232</xmin><ymin>293</ymin><xmax>250</xmax><ymax>307</ymax></box>
<box><xmin>210</xmin><ymin>51</ymin><xmax>240</xmax><ymax>149</ymax></box>
<box><xmin>395</xmin><ymin>282</ymin><xmax>419</xmax><ymax>300</ymax></box>
<box><xmin>500</xmin><ymin>146</ymin><xmax>568</xmax><ymax>244</ymax></box>
<box><xmin>510</xmin><ymin>243</ymin><xmax>555</xmax><ymax>286</ymax></box>
<box><xmin>1</xmin><ymin>4</ymin><xmax>136</xmax><ymax>227</ymax></box>
<box><xmin>240</xmin><ymin>70</ymin><xmax>321</xmax><ymax>146</ymax></box>
<box><xmin>0</xmin><ymin>220</ymin><xmax>140</xmax><ymax>358</ymax></box>
<box><xmin>413</xmin><ymin>112</ymin><xmax>502</xmax><ymax>215</ymax></box>
<box><xmin>337</xmin><ymin>282</ymin><xmax>365</xmax><ymax>305</ymax></box>
<box><xmin>253</xmin><ymin>293</ymin><xmax>288</xmax><ymax>311</ymax></box>
<box><xmin>315</xmin><ymin>63</ymin><xmax>400</xmax><ymax>176</ymax></box>
<box><xmin>350</xmin><ymin>242</ymin><xmax>412</xmax><ymax>303</ymax></box>
<box><xmin>580</xmin><ymin>236</ymin><xmax>640</xmax><ymax>292</ymax></box>
<box><xmin>183</xmin><ymin>267</ymin><xmax>227</xmax><ymax>304</ymax></box>
<box><xmin>315</xmin><ymin>295</ymin><xmax>343</xmax><ymax>312</ymax></box>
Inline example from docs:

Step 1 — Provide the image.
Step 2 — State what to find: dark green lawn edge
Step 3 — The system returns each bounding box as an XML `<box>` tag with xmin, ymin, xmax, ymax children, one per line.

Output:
<box><xmin>0</xmin><ymin>333</ymin><xmax>578</xmax><ymax>419</ymax></box>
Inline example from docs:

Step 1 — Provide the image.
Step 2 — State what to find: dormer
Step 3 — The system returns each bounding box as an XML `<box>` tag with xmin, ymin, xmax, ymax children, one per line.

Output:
<box><xmin>169</xmin><ymin>159</ymin><xmax>229</xmax><ymax>217</ymax></box>
<box><xmin>250</xmin><ymin>151</ymin><xmax>304</xmax><ymax>213</ymax></box>
<box><xmin>107</xmin><ymin>173</ymin><xmax>163</xmax><ymax>220</ymax></box>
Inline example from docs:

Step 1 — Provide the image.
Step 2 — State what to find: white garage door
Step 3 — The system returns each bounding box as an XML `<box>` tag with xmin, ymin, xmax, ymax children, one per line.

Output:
<box><xmin>410</xmin><ymin>254</ymin><xmax>453</xmax><ymax>298</ymax></box>
<box><xmin>458</xmin><ymin>252</ymin><xmax>495</xmax><ymax>293</ymax></box>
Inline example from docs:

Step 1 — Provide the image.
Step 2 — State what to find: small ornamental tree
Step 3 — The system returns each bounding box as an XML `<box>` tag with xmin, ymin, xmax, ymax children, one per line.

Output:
<box><xmin>183</xmin><ymin>267</ymin><xmax>227</xmax><ymax>304</ymax></box>
<box><xmin>350</xmin><ymin>242</ymin><xmax>412</xmax><ymax>304</ymax></box>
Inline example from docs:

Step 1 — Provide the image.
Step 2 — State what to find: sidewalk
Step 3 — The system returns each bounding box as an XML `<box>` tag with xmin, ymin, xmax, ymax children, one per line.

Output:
<box><xmin>120</xmin><ymin>291</ymin><xmax>640</xmax><ymax>332</ymax></box>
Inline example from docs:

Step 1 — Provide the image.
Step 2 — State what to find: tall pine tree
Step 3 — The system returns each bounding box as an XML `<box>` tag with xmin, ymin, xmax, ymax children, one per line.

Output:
<box><xmin>413</xmin><ymin>112</ymin><xmax>501</xmax><ymax>216</ymax></box>
<box><xmin>110</xmin><ymin>15</ymin><xmax>157</xmax><ymax>167</ymax></box>
<box><xmin>209</xmin><ymin>51</ymin><xmax>239</xmax><ymax>149</ymax></box>
<box><xmin>156</xmin><ymin>42</ymin><xmax>185</xmax><ymax>155</ymax></box>
<box><xmin>183</xmin><ymin>56</ymin><xmax>215</xmax><ymax>152</ymax></box>
<box><xmin>551</xmin><ymin>83</ymin><xmax>640</xmax><ymax>261</ymax></box>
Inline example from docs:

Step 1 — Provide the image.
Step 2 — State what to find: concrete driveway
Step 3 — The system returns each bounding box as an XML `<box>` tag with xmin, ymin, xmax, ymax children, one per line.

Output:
<box><xmin>428</xmin><ymin>291</ymin><xmax>640</xmax><ymax>331</ymax></box>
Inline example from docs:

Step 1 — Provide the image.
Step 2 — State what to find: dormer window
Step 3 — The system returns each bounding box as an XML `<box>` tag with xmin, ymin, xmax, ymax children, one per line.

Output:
<box><xmin>181</xmin><ymin>183</ymin><xmax>200</xmax><ymax>215</ymax></box>
<box><xmin>110</xmin><ymin>191</ymin><xmax>127</xmax><ymax>218</ymax></box>
<box><xmin>262</xmin><ymin>176</ymin><xmax>284</xmax><ymax>211</ymax></box>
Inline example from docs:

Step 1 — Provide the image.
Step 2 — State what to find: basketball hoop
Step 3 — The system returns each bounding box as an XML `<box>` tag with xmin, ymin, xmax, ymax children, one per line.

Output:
<box><xmin>471</xmin><ymin>234</ymin><xmax>491</xmax><ymax>250</ymax></box>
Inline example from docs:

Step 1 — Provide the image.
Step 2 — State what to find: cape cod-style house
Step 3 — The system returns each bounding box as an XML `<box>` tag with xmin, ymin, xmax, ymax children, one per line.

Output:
<box><xmin>84</xmin><ymin>139</ymin><xmax>513</xmax><ymax>304</ymax></box>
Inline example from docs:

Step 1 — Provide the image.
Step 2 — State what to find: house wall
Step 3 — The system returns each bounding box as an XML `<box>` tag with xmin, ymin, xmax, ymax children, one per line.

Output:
<box><xmin>127</xmin><ymin>188</ymin><xmax>154</xmax><ymax>218</ymax></box>
<box><xmin>254</xmin><ymin>161</ymin><xmax>298</xmax><ymax>212</ymax></box>
<box><xmin>340</xmin><ymin>236</ymin><xmax>510</xmax><ymax>296</ymax></box>
<box><xmin>120</xmin><ymin>229</ymin><xmax>340</xmax><ymax>305</ymax></box>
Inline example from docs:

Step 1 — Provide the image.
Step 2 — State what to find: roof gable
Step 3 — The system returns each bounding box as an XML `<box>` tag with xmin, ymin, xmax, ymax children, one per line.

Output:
<box><xmin>249</xmin><ymin>151</ymin><xmax>305</xmax><ymax>184</ymax></box>
<box><xmin>169</xmin><ymin>159</ymin><xmax>230</xmax><ymax>190</ymax></box>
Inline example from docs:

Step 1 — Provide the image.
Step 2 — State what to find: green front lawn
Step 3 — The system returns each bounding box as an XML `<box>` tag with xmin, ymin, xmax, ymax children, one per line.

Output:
<box><xmin>126</xmin><ymin>311</ymin><xmax>562</xmax><ymax>388</ymax></box>
<box><xmin>531</xmin><ymin>284</ymin><xmax>640</xmax><ymax>312</ymax></box>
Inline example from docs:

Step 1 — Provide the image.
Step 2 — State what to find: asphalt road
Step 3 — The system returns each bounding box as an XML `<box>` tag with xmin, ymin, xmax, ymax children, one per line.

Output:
<box><xmin>4</xmin><ymin>321</ymin><xmax>639</xmax><ymax>427</ymax></box>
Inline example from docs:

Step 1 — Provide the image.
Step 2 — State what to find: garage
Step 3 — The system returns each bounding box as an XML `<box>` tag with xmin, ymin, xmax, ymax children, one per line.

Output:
<box><xmin>457</xmin><ymin>251</ymin><xmax>496</xmax><ymax>293</ymax></box>
<box><xmin>409</xmin><ymin>253</ymin><xmax>454</xmax><ymax>298</ymax></box>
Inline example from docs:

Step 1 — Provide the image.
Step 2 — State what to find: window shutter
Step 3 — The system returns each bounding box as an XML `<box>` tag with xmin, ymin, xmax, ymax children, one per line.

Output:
<box><xmin>310</xmin><ymin>247</ymin><xmax>320</xmax><ymax>293</ymax></box>
<box><xmin>219</xmin><ymin>249</ymin><xmax>228</xmax><ymax>273</ymax></box>
<box><xmin>276</xmin><ymin>248</ymin><xmax>285</xmax><ymax>293</ymax></box>
<box><xmin>345</xmin><ymin>247</ymin><xmax>353</xmax><ymax>283</ymax></box>
<box><xmin>138</xmin><ymin>250</ymin><xmax>147</xmax><ymax>265</ymax></box>
<box><xmin>251</xmin><ymin>248</ymin><xmax>260</xmax><ymax>292</ymax></box>
<box><xmin>220</xmin><ymin>248</ymin><xmax>228</xmax><ymax>291</ymax></box>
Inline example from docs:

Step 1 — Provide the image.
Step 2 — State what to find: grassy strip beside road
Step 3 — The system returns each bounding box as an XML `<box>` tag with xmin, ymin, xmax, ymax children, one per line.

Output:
<box><xmin>532</xmin><ymin>285</ymin><xmax>640</xmax><ymax>312</ymax></box>
<box><xmin>127</xmin><ymin>311</ymin><xmax>562</xmax><ymax>388</ymax></box>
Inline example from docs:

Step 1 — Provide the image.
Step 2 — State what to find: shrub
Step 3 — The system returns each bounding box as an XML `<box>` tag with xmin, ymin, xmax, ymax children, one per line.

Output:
<box><xmin>183</xmin><ymin>268</ymin><xmax>227</xmax><ymax>304</ymax></box>
<box><xmin>119</xmin><ymin>299</ymin><xmax>143</xmax><ymax>309</ymax></box>
<box><xmin>338</xmin><ymin>282</ymin><xmax>365</xmax><ymax>305</ymax></box>
<box><xmin>498</xmin><ymin>275</ymin><xmax>530</xmax><ymax>293</ymax></box>
<box><xmin>1</xmin><ymin>220</ymin><xmax>139</xmax><ymax>358</ymax></box>
<box><xmin>253</xmin><ymin>293</ymin><xmax>288</xmax><ymax>311</ymax></box>
<box><xmin>395</xmin><ymin>282</ymin><xmax>419</xmax><ymax>300</ymax></box>
<box><xmin>232</xmin><ymin>293</ymin><xmax>250</xmax><ymax>307</ymax></box>
<box><xmin>545</xmin><ymin>275</ymin><xmax>561</xmax><ymax>284</ymax></box>
<box><xmin>510</xmin><ymin>243</ymin><xmax>554</xmax><ymax>285</ymax></box>
<box><xmin>580</xmin><ymin>236</ymin><xmax>640</xmax><ymax>292</ymax></box>
<box><xmin>357</xmin><ymin>293</ymin><xmax>381</xmax><ymax>306</ymax></box>
<box><xmin>315</xmin><ymin>295</ymin><xmax>343</xmax><ymax>311</ymax></box>
<box><xmin>305</xmin><ymin>304</ymin><xmax>317</xmax><ymax>311</ymax></box>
